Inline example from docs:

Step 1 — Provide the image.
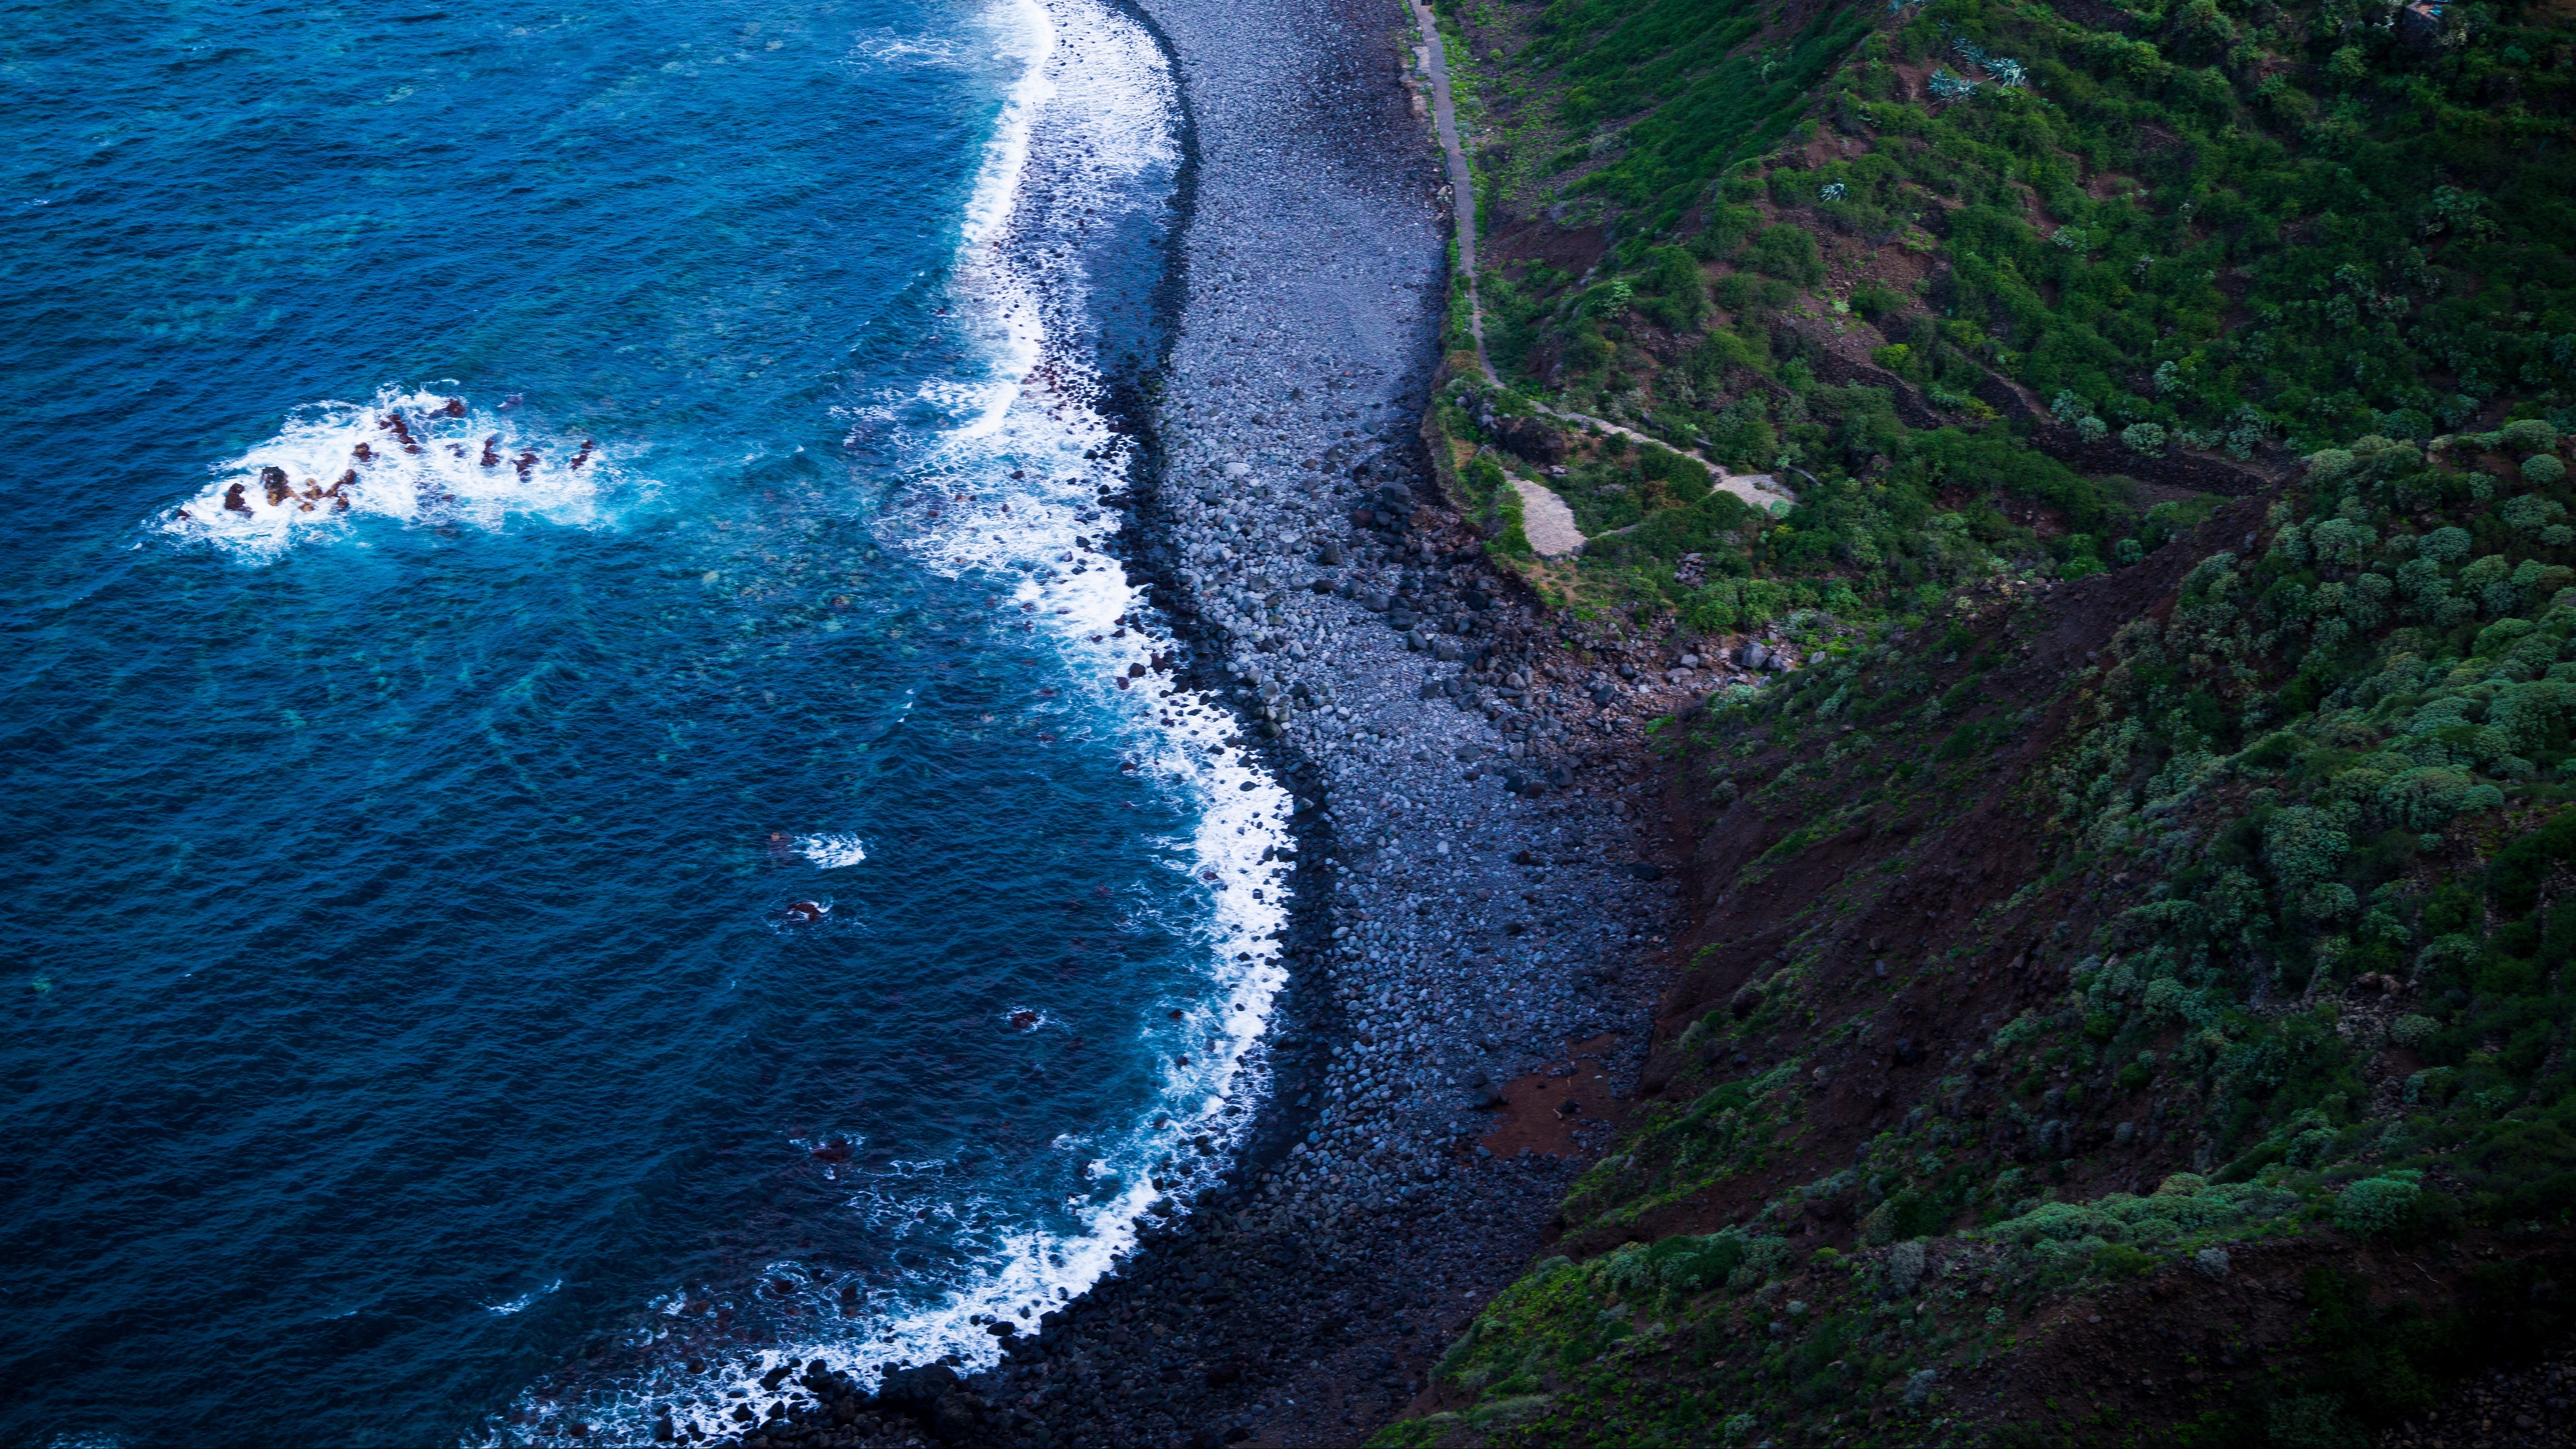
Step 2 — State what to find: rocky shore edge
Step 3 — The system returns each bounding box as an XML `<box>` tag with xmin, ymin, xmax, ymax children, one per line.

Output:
<box><xmin>689</xmin><ymin>0</ymin><xmax>1772</xmax><ymax>1444</ymax></box>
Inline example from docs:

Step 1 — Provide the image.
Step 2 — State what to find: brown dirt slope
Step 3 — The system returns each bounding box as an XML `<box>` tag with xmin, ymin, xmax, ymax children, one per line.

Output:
<box><xmin>1548</xmin><ymin>492</ymin><xmax>2275</xmax><ymax>1263</ymax></box>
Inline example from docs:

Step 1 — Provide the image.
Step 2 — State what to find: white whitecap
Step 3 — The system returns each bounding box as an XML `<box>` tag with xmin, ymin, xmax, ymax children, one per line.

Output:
<box><xmin>794</xmin><ymin>833</ymin><xmax>870</xmax><ymax>869</ymax></box>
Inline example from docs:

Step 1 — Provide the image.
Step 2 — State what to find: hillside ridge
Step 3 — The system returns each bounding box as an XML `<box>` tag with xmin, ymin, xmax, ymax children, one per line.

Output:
<box><xmin>1377</xmin><ymin>0</ymin><xmax>2576</xmax><ymax>1439</ymax></box>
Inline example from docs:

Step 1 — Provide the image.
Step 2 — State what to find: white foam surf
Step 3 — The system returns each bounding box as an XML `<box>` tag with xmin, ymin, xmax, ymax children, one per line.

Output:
<box><xmin>493</xmin><ymin>1</ymin><xmax>1296</xmax><ymax>1440</ymax></box>
<box><xmin>792</xmin><ymin>834</ymin><xmax>870</xmax><ymax>869</ymax></box>
<box><xmin>155</xmin><ymin>386</ymin><xmax>634</xmax><ymax>561</ymax></box>
<box><xmin>785</xmin><ymin>0</ymin><xmax>1303</xmax><ymax>1400</ymax></box>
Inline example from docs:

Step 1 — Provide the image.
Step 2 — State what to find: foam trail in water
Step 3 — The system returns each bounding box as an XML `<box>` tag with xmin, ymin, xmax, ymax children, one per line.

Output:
<box><xmin>484</xmin><ymin>1281</ymin><xmax>564</xmax><ymax>1317</ymax></box>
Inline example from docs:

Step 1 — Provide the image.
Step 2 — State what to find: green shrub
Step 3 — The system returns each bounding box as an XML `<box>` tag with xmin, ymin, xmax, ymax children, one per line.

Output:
<box><xmin>2265</xmin><ymin>1395</ymin><xmax>2365</xmax><ymax>1449</ymax></box>
<box><xmin>1992</xmin><ymin>1200</ymin><xmax>2123</xmax><ymax>1246</ymax></box>
<box><xmin>2501</xmin><ymin>420</ymin><xmax>2560</xmax><ymax>454</ymax></box>
<box><xmin>2421</xmin><ymin>526</ymin><xmax>2473</xmax><ymax>565</ymax></box>
<box><xmin>2525</xmin><ymin>454</ymin><xmax>2567</xmax><ymax>486</ymax></box>
<box><xmin>1746</xmin><ymin>225</ymin><xmax>1825</xmax><ymax>286</ymax></box>
<box><xmin>2379</xmin><ymin>768</ymin><xmax>2476</xmax><ymax>833</ymax></box>
<box><xmin>1653</xmin><ymin>1232</ymin><xmax>1754</xmax><ymax>1293</ymax></box>
<box><xmin>1849</xmin><ymin>278</ymin><xmax>1909</xmax><ymax>321</ymax></box>
<box><xmin>2334</xmin><ymin>1174</ymin><xmax>2422</xmax><ymax>1236</ymax></box>
<box><xmin>2094</xmin><ymin>1242</ymin><xmax>2157</xmax><ymax>1279</ymax></box>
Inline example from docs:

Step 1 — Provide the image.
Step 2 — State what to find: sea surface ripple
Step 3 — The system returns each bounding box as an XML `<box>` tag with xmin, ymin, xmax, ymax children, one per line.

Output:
<box><xmin>0</xmin><ymin>0</ymin><xmax>1285</xmax><ymax>1443</ymax></box>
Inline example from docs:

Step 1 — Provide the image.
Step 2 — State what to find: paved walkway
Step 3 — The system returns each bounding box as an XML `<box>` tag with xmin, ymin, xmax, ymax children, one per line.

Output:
<box><xmin>1548</xmin><ymin>406</ymin><xmax>1797</xmax><ymax>511</ymax></box>
<box><xmin>1405</xmin><ymin>11</ymin><xmax>1796</xmax><ymax>513</ymax></box>
<box><xmin>1509</xmin><ymin>476</ymin><xmax>1585</xmax><ymax>556</ymax></box>
<box><xmin>1407</xmin><ymin>0</ymin><xmax>1491</xmax><ymax>380</ymax></box>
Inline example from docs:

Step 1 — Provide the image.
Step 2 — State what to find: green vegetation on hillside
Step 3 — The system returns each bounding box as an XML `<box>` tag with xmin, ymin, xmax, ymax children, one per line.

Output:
<box><xmin>2050</xmin><ymin>424</ymin><xmax>2576</xmax><ymax>1216</ymax></box>
<box><xmin>1428</xmin><ymin>0</ymin><xmax>2576</xmax><ymax>631</ymax></box>
<box><xmin>1395</xmin><ymin>0</ymin><xmax>2576</xmax><ymax>1441</ymax></box>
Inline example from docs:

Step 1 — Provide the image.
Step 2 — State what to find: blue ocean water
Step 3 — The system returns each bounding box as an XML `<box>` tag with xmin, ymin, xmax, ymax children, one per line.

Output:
<box><xmin>0</xmin><ymin>1</ymin><xmax>1289</xmax><ymax>1443</ymax></box>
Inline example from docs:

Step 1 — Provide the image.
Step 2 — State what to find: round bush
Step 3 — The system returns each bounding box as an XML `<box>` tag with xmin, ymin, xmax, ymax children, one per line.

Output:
<box><xmin>2122</xmin><ymin>422</ymin><xmax>2169</xmax><ymax>455</ymax></box>
<box><xmin>2421</xmin><ymin>525</ymin><xmax>2474</xmax><ymax>564</ymax></box>
<box><xmin>2502</xmin><ymin>419</ymin><xmax>2560</xmax><ymax>453</ymax></box>
<box><xmin>2288</xmin><ymin>1128</ymin><xmax>2342</xmax><ymax>1167</ymax></box>
<box><xmin>2500</xmin><ymin>493</ymin><xmax>2569</xmax><ymax>532</ymax></box>
<box><xmin>2335</xmin><ymin>1175</ymin><xmax>2420</xmax><ymax>1235</ymax></box>
<box><xmin>2377</xmin><ymin>766</ymin><xmax>2473</xmax><ymax>832</ymax></box>
<box><xmin>2524</xmin><ymin>453</ymin><xmax>2567</xmax><ymax>486</ymax></box>
<box><xmin>2141</xmin><ymin>977</ymin><xmax>2186</xmax><ymax>1018</ymax></box>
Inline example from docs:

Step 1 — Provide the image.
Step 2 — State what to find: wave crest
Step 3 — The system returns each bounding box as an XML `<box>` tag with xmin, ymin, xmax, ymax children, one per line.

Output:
<box><xmin>793</xmin><ymin>834</ymin><xmax>870</xmax><ymax>869</ymax></box>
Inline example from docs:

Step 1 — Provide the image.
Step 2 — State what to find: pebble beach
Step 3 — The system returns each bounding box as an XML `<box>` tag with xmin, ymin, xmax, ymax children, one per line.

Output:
<box><xmin>702</xmin><ymin>0</ymin><xmax>1772</xmax><ymax>1443</ymax></box>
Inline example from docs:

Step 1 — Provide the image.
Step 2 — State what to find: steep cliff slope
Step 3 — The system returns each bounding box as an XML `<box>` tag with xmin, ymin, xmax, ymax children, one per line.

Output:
<box><xmin>1383</xmin><ymin>441</ymin><xmax>2576</xmax><ymax>1447</ymax></box>
<box><xmin>1378</xmin><ymin>0</ymin><xmax>2576</xmax><ymax>1442</ymax></box>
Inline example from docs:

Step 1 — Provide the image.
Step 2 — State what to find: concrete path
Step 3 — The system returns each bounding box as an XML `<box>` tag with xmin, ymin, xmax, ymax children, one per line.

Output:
<box><xmin>1407</xmin><ymin>0</ymin><xmax>1491</xmax><ymax>381</ymax></box>
<box><xmin>1546</xmin><ymin>405</ymin><xmax>1798</xmax><ymax>510</ymax></box>
<box><xmin>1404</xmin><ymin>13</ymin><xmax>1796</xmax><ymax>515</ymax></box>
<box><xmin>1509</xmin><ymin>476</ymin><xmax>1585</xmax><ymax>556</ymax></box>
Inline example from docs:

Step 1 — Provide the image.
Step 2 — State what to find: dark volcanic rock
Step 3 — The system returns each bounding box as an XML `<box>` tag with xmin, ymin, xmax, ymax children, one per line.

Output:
<box><xmin>1490</xmin><ymin>414</ymin><xmax>1566</xmax><ymax>464</ymax></box>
